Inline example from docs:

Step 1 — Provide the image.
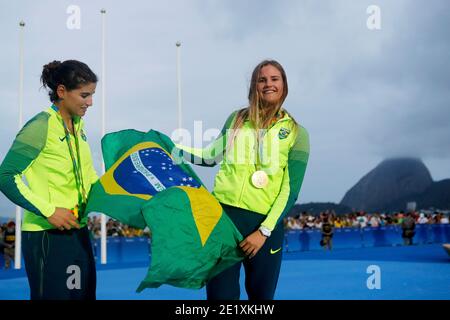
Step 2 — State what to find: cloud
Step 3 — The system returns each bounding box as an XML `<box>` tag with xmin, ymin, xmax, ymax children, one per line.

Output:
<box><xmin>314</xmin><ymin>0</ymin><xmax>450</xmax><ymax>159</ymax></box>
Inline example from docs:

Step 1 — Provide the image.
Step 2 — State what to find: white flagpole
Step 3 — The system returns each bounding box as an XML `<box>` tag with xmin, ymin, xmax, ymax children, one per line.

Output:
<box><xmin>100</xmin><ymin>8</ymin><xmax>107</xmax><ymax>265</ymax></box>
<box><xmin>14</xmin><ymin>21</ymin><xmax>25</xmax><ymax>270</ymax></box>
<box><xmin>176</xmin><ymin>41</ymin><xmax>182</xmax><ymax>131</ymax></box>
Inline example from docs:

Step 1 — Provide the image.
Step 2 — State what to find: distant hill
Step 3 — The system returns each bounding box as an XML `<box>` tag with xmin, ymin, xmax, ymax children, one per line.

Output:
<box><xmin>340</xmin><ymin>158</ymin><xmax>449</xmax><ymax>212</ymax></box>
<box><xmin>288</xmin><ymin>202</ymin><xmax>352</xmax><ymax>216</ymax></box>
<box><xmin>383</xmin><ymin>179</ymin><xmax>450</xmax><ymax>211</ymax></box>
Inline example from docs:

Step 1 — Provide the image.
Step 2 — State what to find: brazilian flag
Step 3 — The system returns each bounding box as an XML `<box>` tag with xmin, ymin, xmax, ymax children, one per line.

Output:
<box><xmin>86</xmin><ymin>129</ymin><xmax>244</xmax><ymax>291</ymax></box>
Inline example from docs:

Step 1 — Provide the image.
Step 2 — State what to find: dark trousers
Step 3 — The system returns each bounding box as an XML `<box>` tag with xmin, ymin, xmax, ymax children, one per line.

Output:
<box><xmin>402</xmin><ymin>229</ymin><xmax>415</xmax><ymax>246</ymax></box>
<box><xmin>206</xmin><ymin>204</ymin><xmax>284</xmax><ymax>300</ymax></box>
<box><xmin>22</xmin><ymin>227</ymin><xmax>96</xmax><ymax>300</ymax></box>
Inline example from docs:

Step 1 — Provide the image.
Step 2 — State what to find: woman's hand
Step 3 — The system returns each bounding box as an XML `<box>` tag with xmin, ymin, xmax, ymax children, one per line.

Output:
<box><xmin>239</xmin><ymin>230</ymin><xmax>267</xmax><ymax>258</ymax></box>
<box><xmin>47</xmin><ymin>207</ymin><xmax>80</xmax><ymax>231</ymax></box>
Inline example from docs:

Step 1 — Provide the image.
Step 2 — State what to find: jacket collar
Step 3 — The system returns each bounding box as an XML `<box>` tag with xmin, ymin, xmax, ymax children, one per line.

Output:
<box><xmin>49</xmin><ymin>104</ymin><xmax>82</xmax><ymax>126</ymax></box>
<box><xmin>48</xmin><ymin>105</ymin><xmax>83</xmax><ymax>132</ymax></box>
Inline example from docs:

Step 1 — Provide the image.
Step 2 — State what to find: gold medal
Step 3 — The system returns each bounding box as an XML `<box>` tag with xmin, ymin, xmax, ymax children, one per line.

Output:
<box><xmin>251</xmin><ymin>170</ymin><xmax>269</xmax><ymax>189</ymax></box>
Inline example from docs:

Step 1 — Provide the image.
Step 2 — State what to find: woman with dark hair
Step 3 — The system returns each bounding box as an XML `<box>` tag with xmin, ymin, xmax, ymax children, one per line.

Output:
<box><xmin>0</xmin><ymin>60</ymin><xmax>99</xmax><ymax>300</ymax></box>
<box><xmin>176</xmin><ymin>60</ymin><xmax>310</xmax><ymax>299</ymax></box>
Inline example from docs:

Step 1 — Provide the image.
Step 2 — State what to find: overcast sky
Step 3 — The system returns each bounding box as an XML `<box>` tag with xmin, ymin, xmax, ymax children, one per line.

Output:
<box><xmin>1</xmin><ymin>0</ymin><xmax>449</xmax><ymax>218</ymax></box>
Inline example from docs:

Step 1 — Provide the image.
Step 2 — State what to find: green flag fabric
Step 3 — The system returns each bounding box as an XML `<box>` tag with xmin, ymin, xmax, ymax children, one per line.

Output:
<box><xmin>85</xmin><ymin>129</ymin><xmax>244</xmax><ymax>291</ymax></box>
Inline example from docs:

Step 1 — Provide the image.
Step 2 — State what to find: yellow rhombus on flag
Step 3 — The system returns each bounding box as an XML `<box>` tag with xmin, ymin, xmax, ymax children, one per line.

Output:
<box><xmin>85</xmin><ymin>129</ymin><xmax>244</xmax><ymax>291</ymax></box>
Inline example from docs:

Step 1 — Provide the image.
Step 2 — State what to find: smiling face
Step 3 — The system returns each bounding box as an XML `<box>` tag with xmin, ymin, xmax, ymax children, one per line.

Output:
<box><xmin>257</xmin><ymin>65</ymin><xmax>284</xmax><ymax>106</ymax></box>
<box><xmin>56</xmin><ymin>82</ymin><xmax>97</xmax><ymax>117</ymax></box>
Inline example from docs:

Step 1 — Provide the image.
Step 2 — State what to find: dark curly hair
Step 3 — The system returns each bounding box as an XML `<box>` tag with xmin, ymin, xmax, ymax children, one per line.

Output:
<box><xmin>40</xmin><ymin>60</ymin><xmax>97</xmax><ymax>102</ymax></box>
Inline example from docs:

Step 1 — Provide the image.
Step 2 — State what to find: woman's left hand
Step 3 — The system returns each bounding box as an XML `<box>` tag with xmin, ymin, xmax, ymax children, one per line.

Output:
<box><xmin>240</xmin><ymin>230</ymin><xmax>267</xmax><ymax>259</ymax></box>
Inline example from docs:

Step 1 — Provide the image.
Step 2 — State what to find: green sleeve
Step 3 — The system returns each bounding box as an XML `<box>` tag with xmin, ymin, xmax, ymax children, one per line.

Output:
<box><xmin>0</xmin><ymin>112</ymin><xmax>54</xmax><ymax>217</ymax></box>
<box><xmin>262</xmin><ymin>126</ymin><xmax>310</xmax><ymax>231</ymax></box>
<box><xmin>174</xmin><ymin>111</ymin><xmax>237</xmax><ymax>167</ymax></box>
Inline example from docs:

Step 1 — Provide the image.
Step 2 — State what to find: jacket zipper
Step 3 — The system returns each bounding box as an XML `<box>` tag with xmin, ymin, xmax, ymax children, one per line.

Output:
<box><xmin>236</xmin><ymin>117</ymin><xmax>291</xmax><ymax>204</ymax></box>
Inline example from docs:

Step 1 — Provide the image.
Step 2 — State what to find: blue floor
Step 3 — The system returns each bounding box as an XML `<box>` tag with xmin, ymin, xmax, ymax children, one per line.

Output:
<box><xmin>1</xmin><ymin>244</ymin><xmax>449</xmax><ymax>300</ymax></box>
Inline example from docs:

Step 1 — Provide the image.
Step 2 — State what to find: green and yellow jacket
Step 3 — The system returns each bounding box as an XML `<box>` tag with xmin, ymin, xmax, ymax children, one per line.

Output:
<box><xmin>0</xmin><ymin>105</ymin><xmax>98</xmax><ymax>231</ymax></box>
<box><xmin>176</xmin><ymin>108</ymin><xmax>310</xmax><ymax>231</ymax></box>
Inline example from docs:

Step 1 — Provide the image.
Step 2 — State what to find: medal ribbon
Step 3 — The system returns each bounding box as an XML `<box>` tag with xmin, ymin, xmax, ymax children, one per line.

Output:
<box><xmin>60</xmin><ymin>114</ymin><xmax>87</xmax><ymax>210</ymax></box>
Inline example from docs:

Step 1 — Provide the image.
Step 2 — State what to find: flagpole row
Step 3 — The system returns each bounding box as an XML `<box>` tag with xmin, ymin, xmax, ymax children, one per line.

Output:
<box><xmin>176</xmin><ymin>41</ymin><xmax>182</xmax><ymax>131</ymax></box>
<box><xmin>100</xmin><ymin>8</ymin><xmax>107</xmax><ymax>265</ymax></box>
<box><xmin>14</xmin><ymin>20</ymin><xmax>26</xmax><ymax>270</ymax></box>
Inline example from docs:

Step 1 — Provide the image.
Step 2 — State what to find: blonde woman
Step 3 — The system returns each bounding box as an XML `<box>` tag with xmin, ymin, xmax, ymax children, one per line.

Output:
<box><xmin>176</xmin><ymin>60</ymin><xmax>310</xmax><ymax>300</ymax></box>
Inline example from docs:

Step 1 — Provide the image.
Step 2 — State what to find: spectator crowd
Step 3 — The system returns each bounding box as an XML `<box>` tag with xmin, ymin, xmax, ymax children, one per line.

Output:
<box><xmin>2</xmin><ymin>210</ymin><xmax>449</xmax><ymax>243</ymax></box>
<box><xmin>87</xmin><ymin>216</ymin><xmax>151</xmax><ymax>239</ymax></box>
<box><xmin>283</xmin><ymin>210</ymin><xmax>449</xmax><ymax>231</ymax></box>
<box><xmin>1</xmin><ymin>209</ymin><xmax>449</xmax><ymax>268</ymax></box>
